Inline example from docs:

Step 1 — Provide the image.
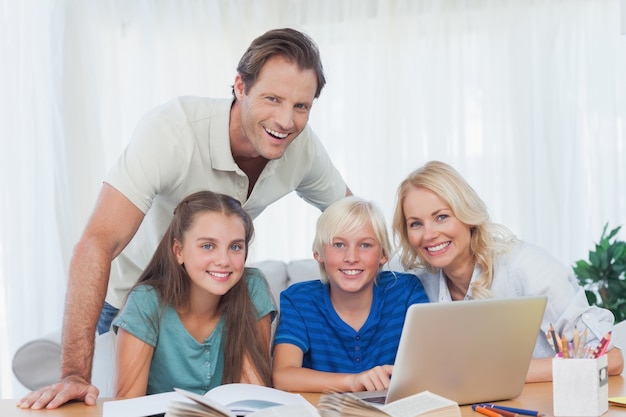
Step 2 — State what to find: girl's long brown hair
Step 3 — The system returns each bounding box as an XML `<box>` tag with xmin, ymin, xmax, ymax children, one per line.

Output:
<box><xmin>132</xmin><ymin>190</ymin><xmax>271</xmax><ymax>385</ymax></box>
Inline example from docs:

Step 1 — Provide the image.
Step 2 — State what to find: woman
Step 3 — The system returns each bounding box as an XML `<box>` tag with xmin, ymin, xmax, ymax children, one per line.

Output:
<box><xmin>392</xmin><ymin>160</ymin><xmax>623</xmax><ymax>382</ymax></box>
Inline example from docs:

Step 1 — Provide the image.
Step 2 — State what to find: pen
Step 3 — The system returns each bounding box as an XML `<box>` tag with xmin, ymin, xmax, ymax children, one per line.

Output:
<box><xmin>478</xmin><ymin>403</ymin><xmax>543</xmax><ymax>417</ymax></box>
<box><xmin>473</xmin><ymin>405</ymin><xmax>505</xmax><ymax>417</ymax></box>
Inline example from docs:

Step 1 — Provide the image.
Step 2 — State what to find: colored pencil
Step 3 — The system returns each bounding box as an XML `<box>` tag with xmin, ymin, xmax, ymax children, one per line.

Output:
<box><xmin>473</xmin><ymin>405</ymin><xmax>505</xmax><ymax>417</ymax></box>
<box><xmin>477</xmin><ymin>406</ymin><xmax>519</xmax><ymax>417</ymax></box>
<box><xmin>478</xmin><ymin>403</ymin><xmax>543</xmax><ymax>417</ymax></box>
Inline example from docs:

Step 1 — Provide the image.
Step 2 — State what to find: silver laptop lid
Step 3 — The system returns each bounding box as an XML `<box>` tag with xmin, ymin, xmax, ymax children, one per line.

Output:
<box><xmin>386</xmin><ymin>296</ymin><xmax>547</xmax><ymax>405</ymax></box>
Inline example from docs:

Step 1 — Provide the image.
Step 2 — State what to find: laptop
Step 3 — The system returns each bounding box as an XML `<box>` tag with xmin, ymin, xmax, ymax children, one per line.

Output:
<box><xmin>356</xmin><ymin>296</ymin><xmax>547</xmax><ymax>405</ymax></box>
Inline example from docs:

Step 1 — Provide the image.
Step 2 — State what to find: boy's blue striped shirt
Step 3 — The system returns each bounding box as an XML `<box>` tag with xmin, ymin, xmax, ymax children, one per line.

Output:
<box><xmin>273</xmin><ymin>271</ymin><xmax>429</xmax><ymax>373</ymax></box>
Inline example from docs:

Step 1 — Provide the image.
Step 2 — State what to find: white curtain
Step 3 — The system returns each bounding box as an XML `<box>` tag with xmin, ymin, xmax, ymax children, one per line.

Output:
<box><xmin>1</xmin><ymin>0</ymin><xmax>625</xmax><ymax>397</ymax></box>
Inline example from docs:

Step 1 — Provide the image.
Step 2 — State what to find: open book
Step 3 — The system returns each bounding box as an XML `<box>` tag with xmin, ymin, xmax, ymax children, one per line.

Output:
<box><xmin>166</xmin><ymin>386</ymin><xmax>318</xmax><ymax>417</ymax></box>
<box><xmin>102</xmin><ymin>383</ymin><xmax>317</xmax><ymax>417</ymax></box>
<box><xmin>316</xmin><ymin>390</ymin><xmax>461</xmax><ymax>417</ymax></box>
<box><xmin>164</xmin><ymin>387</ymin><xmax>460</xmax><ymax>417</ymax></box>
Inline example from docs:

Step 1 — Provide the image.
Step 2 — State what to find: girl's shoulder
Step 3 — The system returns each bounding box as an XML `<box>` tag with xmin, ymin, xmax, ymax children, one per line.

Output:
<box><xmin>128</xmin><ymin>284</ymin><xmax>159</xmax><ymax>299</ymax></box>
<box><xmin>243</xmin><ymin>266</ymin><xmax>266</xmax><ymax>278</ymax></box>
<box><xmin>243</xmin><ymin>266</ymin><xmax>269</xmax><ymax>283</ymax></box>
<box><xmin>126</xmin><ymin>284</ymin><xmax>162</xmax><ymax>307</ymax></box>
<box><xmin>118</xmin><ymin>284</ymin><xmax>166</xmax><ymax>322</ymax></box>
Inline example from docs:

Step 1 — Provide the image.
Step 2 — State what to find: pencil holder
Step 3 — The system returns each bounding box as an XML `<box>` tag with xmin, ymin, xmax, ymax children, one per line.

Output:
<box><xmin>552</xmin><ymin>355</ymin><xmax>608</xmax><ymax>417</ymax></box>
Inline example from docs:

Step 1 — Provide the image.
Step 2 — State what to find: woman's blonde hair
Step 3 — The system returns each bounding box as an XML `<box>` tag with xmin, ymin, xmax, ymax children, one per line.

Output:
<box><xmin>392</xmin><ymin>161</ymin><xmax>516</xmax><ymax>299</ymax></box>
<box><xmin>313</xmin><ymin>196</ymin><xmax>391</xmax><ymax>283</ymax></box>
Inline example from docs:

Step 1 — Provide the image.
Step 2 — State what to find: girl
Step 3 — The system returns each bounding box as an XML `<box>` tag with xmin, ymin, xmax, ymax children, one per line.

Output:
<box><xmin>112</xmin><ymin>190</ymin><xmax>276</xmax><ymax>397</ymax></box>
<box><xmin>272</xmin><ymin>196</ymin><xmax>428</xmax><ymax>392</ymax></box>
<box><xmin>392</xmin><ymin>160</ymin><xmax>623</xmax><ymax>382</ymax></box>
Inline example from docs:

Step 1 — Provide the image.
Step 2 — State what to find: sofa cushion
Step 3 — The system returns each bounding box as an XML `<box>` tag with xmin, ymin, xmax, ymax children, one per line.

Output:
<box><xmin>286</xmin><ymin>259</ymin><xmax>321</xmax><ymax>286</ymax></box>
<box><xmin>249</xmin><ymin>260</ymin><xmax>288</xmax><ymax>308</ymax></box>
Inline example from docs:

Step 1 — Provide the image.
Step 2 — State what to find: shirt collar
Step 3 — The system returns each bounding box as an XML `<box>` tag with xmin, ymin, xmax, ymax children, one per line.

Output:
<box><xmin>436</xmin><ymin>266</ymin><xmax>481</xmax><ymax>301</ymax></box>
<box><xmin>208</xmin><ymin>98</ymin><xmax>238</xmax><ymax>171</ymax></box>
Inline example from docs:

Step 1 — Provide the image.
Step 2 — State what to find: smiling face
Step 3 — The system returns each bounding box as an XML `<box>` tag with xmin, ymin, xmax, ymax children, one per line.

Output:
<box><xmin>232</xmin><ymin>55</ymin><xmax>317</xmax><ymax>160</ymax></box>
<box><xmin>173</xmin><ymin>211</ymin><xmax>247</xmax><ymax>299</ymax></box>
<box><xmin>314</xmin><ymin>222</ymin><xmax>388</xmax><ymax>297</ymax></box>
<box><xmin>402</xmin><ymin>186</ymin><xmax>474</xmax><ymax>278</ymax></box>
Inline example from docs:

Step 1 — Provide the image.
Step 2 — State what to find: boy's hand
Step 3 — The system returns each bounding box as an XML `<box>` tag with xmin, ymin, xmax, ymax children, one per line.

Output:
<box><xmin>349</xmin><ymin>364</ymin><xmax>394</xmax><ymax>391</ymax></box>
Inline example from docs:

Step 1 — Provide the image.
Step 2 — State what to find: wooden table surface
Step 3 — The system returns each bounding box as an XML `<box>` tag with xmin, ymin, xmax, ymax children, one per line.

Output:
<box><xmin>2</xmin><ymin>376</ymin><xmax>625</xmax><ymax>417</ymax></box>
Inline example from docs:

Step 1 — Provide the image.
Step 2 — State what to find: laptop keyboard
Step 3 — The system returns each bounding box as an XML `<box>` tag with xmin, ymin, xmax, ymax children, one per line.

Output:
<box><xmin>362</xmin><ymin>395</ymin><xmax>387</xmax><ymax>404</ymax></box>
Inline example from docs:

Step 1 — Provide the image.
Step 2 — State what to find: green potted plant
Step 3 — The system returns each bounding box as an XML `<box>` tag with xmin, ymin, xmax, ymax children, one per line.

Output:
<box><xmin>574</xmin><ymin>223</ymin><xmax>626</xmax><ymax>322</ymax></box>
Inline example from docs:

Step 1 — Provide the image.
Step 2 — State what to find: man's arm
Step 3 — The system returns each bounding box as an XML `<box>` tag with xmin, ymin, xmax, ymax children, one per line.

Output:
<box><xmin>18</xmin><ymin>183</ymin><xmax>144</xmax><ymax>409</ymax></box>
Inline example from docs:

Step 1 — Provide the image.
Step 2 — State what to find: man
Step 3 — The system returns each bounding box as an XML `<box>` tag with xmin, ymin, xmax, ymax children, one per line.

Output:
<box><xmin>19</xmin><ymin>27</ymin><xmax>350</xmax><ymax>409</ymax></box>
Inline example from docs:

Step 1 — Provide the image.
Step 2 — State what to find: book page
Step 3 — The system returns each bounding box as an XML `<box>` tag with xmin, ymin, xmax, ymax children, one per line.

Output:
<box><xmin>104</xmin><ymin>384</ymin><xmax>319</xmax><ymax>417</ymax></box>
<box><xmin>318</xmin><ymin>393</ymin><xmax>388</xmax><ymax>417</ymax></box>
<box><xmin>382</xmin><ymin>391</ymin><xmax>459</xmax><ymax>417</ymax></box>
<box><xmin>250</xmin><ymin>404</ymin><xmax>320</xmax><ymax>417</ymax></box>
<box><xmin>103</xmin><ymin>391</ymin><xmax>184</xmax><ymax>417</ymax></box>
<box><xmin>317</xmin><ymin>391</ymin><xmax>459</xmax><ymax>417</ymax></box>
<box><xmin>175</xmin><ymin>388</ymin><xmax>234</xmax><ymax>416</ymax></box>
<box><xmin>166</xmin><ymin>400</ymin><xmax>231</xmax><ymax>417</ymax></box>
<box><xmin>202</xmin><ymin>383</ymin><xmax>318</xmax><ymax>414</ymax></box>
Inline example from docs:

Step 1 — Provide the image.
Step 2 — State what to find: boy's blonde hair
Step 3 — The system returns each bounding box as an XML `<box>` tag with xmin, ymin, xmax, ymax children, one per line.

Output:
<box><xmin>312</xmin><ymin>196</ymin><xmax>391</xmax><ymax>283</ymax></box>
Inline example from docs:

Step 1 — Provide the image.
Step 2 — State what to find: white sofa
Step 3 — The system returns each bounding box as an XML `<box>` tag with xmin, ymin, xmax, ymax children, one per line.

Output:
<box><xmin>12</xmin><ymin>258</ymin><xmax>322</xmax><ymax>396</ymax></box>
